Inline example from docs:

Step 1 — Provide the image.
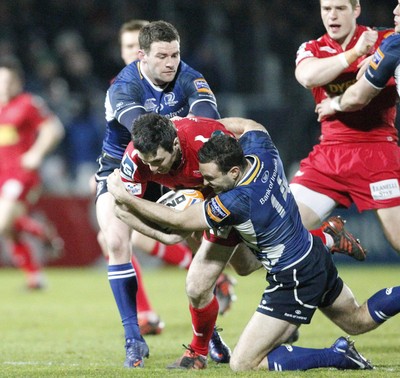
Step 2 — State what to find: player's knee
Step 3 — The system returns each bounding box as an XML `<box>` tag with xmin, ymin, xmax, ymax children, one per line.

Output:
<box><xmin>229</xmin><ymin>353</ymin><xmax>253</xmax><ymax>372</ymax></box>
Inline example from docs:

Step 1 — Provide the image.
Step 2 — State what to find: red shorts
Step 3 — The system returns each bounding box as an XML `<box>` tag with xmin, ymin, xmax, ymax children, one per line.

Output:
<box><xmin>0</xmin><ymin>169</ymin><xmax>41</xmax><ymax>204</ymax></box>
<box><xmin>290</xmin><ymin>142</ymin><xmax>400</xmax><ymax>211</ymax></box>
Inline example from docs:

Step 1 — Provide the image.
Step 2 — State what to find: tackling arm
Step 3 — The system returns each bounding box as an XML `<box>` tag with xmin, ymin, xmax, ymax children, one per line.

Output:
<box><xmin>315</xmin><ymin>76</ymin><xmax>381</xmax><ymax>121</ymax></box>
<box><xmin>107</xmin><ymin>169</ymin><xmax>208</xmax><ymax>232</ymax></box>
<box><xmin>218</xmin><ymin>117</ymin><xmax>265</xmax><ymax>138</ymax></box>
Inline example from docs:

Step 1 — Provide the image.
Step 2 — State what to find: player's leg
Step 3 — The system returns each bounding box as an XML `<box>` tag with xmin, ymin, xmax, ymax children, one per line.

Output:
<box><xmin>290</xmin><ymin>183</ymin><xmax>337</xmax><ymax>229</ymax></box>
<box><xmin>0</xmin><ymin>187</ymin><xmax>45</xmax><ymax>289</ymax></box>
<box><xmin>376</xmin><ymin>205</ymin><xmax>400</xmax><ymax>253</ymax></box>
<box><xmin>96</xmin><ymin>190</ymin><xmax>148</xmax><ymax>367</ymax></box>
<box><xmin>168</xmin><ymin>239</ymin><xmax>235</xmax><ymax>369</ymax></box>
<box><xmin>230</xmin><ymin>311</ymin><xmax>372</xmax><ymax>371</ymax></box>
<box><xmin>321</xmin><ymin>282</ymin><xmax>400</xmax><ymax>335</ymax></box>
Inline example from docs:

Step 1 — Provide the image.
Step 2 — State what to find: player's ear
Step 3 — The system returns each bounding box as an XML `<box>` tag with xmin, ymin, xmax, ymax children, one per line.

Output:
<box><xmin>137</xmin><ymin>50</ymin><xmax>145</xmax><ymax>61</ymax></box>
<box><xmin>173</xmin><ymin>137</ymin><xmax>180</xmax><ymax>151</ymax></box>
<box><xmin>229</xmin><ymin>166</ymin><xmax>241</xmax><ymax>180</ymax></box>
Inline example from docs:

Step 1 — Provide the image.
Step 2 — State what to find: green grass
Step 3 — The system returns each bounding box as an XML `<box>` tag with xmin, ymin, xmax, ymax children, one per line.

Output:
<box><xmin>1</xmin><ymin>264</ymin><xmax>400</xmax><ymax>377</ymax></box>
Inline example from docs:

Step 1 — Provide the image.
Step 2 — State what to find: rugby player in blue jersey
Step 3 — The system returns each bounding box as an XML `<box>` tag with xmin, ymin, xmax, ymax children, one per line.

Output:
<box><xmin>94</xmin><ymin>20</ymin><xmax>223</xmax><ymax>368</ymax></box>
<box><xmin>107</xmin><ymin>116</ymin><xmax>400</xmax><ymax>371</ymax></box>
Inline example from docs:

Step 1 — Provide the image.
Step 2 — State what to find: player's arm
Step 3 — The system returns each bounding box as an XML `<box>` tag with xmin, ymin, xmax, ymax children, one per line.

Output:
<box><xmin>296</xmin><ymin>30</ymin><xmax>378</xmax><ymax>88</ymax></box>
<box><xmin>218</xmin><ymin>117</ymin><xmax>265</xmax><ymax>138</ymax></box>
<box><xmin>107</xmin><ymin>169</ymin><xmax>207</xmax><ymax>231</ymax></box>
<box><xmin>113</xmin><ymin>204</ymin><xmax>191</xmax><ymax>244</ymax></box>
<box><xmin>316</xmin><ymin>76</ymin><xmax>381</xmax><ymax>120</ymax></box>
<box><xmin>21</xmin><ymin>115</ymin><xmax>64</xmax><ymax>170</ymax></box>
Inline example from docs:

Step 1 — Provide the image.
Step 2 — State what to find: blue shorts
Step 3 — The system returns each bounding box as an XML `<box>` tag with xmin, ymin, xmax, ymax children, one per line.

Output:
<box><xmin>256</xmin><ymin>236</ymin><xmax>343</xmax><ymax>324</ymax></box>
<box><xmin>95</xmin><ymin>151</ymin><xmax>165</xmax><ymax>202</ymax></box>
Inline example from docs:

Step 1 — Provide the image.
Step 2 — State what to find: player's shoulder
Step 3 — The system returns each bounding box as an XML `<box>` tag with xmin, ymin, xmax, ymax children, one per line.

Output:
<box><xmin>379</xmin><ymin>32</ymin><xmax>400</xmax><ymax>52</ymax></box>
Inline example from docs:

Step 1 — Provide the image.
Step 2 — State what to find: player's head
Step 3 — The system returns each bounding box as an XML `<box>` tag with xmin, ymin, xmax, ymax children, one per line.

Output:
<box><xmin>0</xmin><ymin>57</ymin><xmax>24</xmax><ymax>105</ymax></box>
<box><xmin>119</xmin><ymin>19</ymin><xmax>149</xmax><ymax>65</ymax></box>
<box><xmin>320</xmin><ymin>0</ymin><xmax>360</xmax><ymax>43</ymax></box>
<box><xmin>394</xmin><ymin>0</ymin><xmax>400</xmax><ymax>33</ymax></box>
<box><xmin>138</xmin><ymin>20</ymin><xmax>181</xmax><ymax>86</ymax></box>
<box><xmin>198</xmin><ymin>135</ymin><xmax>247</xmax><ymax>193</ymax></box>
<box><xmin>132</xmin><ymin>113</ymin><xmax>181</xmax><ymax>174</ymax></box>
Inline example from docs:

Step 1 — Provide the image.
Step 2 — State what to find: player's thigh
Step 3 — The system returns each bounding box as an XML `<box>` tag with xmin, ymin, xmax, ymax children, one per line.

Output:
<box><xmin>229</xmin><ymin>243</ymin><xmax>262</xmax><ymax>276</ymax></box>
<box><xmin>186</xmin><ymin>239</ymin><xmax>234</xmax><ymax>297</ymax></box>
<box><xmin>96</xmin><ymin>192</ymin><xmax>132</xmax><ymax>255</ymax></box>
<box><xmin>231</xmin><ymin>312</ymin><xmax>296</xmax><ymax>371</ymax></box>
<box><xmin>130</xmin><ymin>230</ymin><xmax>156</xmax><ymax>253</ymax></box>
<box><xmin>376</xmin><ymin>205</ymin><xmax>400</xmax><ymax>252</ymax></box>
<box><xmin>290</xmin><ymin>183</ymin><xmax>337</xmax><ymax>228</ymax></box>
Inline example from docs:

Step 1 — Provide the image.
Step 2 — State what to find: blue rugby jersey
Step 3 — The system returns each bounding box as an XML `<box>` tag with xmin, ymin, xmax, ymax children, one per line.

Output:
<box><xmin>365</xmin><ymin>32</ymin><xmax>400</xmax><ymax>95</ymax></box>
<box><xmin>102</xmin><ymin>60</ymin><xmax>219</xmax><ymax>159</ymax></box>
<box><xmin>203</xmin><ymin>130</ymin><xmax>312</xmax><ymax>273</ymax></box>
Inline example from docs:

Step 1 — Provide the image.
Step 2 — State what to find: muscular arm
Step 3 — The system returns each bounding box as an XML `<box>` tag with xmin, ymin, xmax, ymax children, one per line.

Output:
<box><xmin>107</xmin><ymin>169</ymin><xmax>208</xmax><ymax>231</ymax></box>
<box><xmin>218</xmin><ymin>117</ymin><xmax>266</xmax><ymax>138</ymax></box>
<box><xmin>296</xmin><ymin>29</ymin><xmax>378</xmax><ymax>88</ymax></box>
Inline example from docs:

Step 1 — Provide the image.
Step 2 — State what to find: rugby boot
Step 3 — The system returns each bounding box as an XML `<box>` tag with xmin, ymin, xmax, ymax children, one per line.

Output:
<box><xmin>322</xmin><ymin>216</ymin><xmax>367</xmax><ymax>261</ymax></box>
<box><xmin>209</xmin><ymin>326</ymin><xmax>231</xmax><ymax>363</ymax></box>
<box><xmin>167</xmin><ymin>345</ymin><xmax>207</xmax><ymax>369</ymax></box>
<box><xmin>332</xmin><ymin>336</ymin><xmax>374</xmax><ymax>370</ymax></box>
<box><xmin>124</xmin><ymin>339</ymin><xmax>150</xmax><ymax>368</ymax></box>
<box><xmin>215</xmin><ymin>273</ymin><xmax>237</xmax><ymax>315</ymax></box>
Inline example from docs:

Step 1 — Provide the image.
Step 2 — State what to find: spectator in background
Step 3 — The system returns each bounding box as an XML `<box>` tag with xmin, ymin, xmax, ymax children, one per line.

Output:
<box><xmin>0</xmin><ymin>57</ymin><xmax>64</xmax><ymax>289</ymax></box>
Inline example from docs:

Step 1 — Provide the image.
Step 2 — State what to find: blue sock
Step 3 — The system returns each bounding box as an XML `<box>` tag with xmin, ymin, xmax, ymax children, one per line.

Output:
<box><xmin>108</xmin><ymin>263</ymin><xmax>142</xmax><ymax>343</ymax></box>
<box><xmin>367</xmin><ymin>286</ymin><xmax>400</xmax><ymax>323</ymax></box>
<box><xmin>267</xmin><ymin>344</ymin><xmax>354</xmax><ymax>371</ymax></box>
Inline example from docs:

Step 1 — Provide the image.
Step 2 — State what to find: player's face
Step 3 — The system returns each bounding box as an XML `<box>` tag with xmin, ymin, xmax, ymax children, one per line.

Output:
<box><xmin>121</xmin><ymin>30</ymin><xmax>141</xmax><ymax>65</ymax></box>
<box><xmin>0</xmin><ymin>68</ymin><xmax>22</xmax><ymax>105</ymax></box>
<box><xmin>138</xmin><ymin>145</ymin><xmax>179</xmax><ymax>174</ymax></box>
<box><xmin>320</xmin><ymin>0</ymin><xmax>360</xmax><ymax>43</ymax></box>
<box><xmin>199</xmin><ymin>162</ymin><xmax>236</xmax><ymax>194</ymax></box>
<box><xmin>139</xmin><ymin>40</ymin><xmax>180</xmax><ymax>86</ymax></box>
<box><xmin>394</xmin><ymin>1</ymin><xmax>400</xmax><ymax>33</ymax></box>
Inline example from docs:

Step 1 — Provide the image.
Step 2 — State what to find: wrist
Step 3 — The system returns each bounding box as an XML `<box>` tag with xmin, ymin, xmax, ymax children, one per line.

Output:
<box><xmin>330</xmin><ymin>96</ymin><xmax>343</xmax><ymax>112</ymax></box>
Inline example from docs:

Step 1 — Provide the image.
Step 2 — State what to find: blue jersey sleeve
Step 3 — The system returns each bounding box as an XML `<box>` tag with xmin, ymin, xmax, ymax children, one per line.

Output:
<box><xmin>365</xmin><ymin>33</ymin><xmax>400</xmax><ymax>89</ymax></box>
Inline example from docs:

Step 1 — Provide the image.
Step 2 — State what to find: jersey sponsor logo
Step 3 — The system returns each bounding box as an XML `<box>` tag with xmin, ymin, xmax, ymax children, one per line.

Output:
<box><xmin>206</xmin><ymin>196</ymin><xmax>230</xmax><ymax>223</ymax></box>
<box><xmin>163</xmin><ymin>92</ymin><xmax>178</xmax><ymax>107</ymax></box>
<box><xmin>194</xmin><ymin>78</ymin><xmax>213</xmax><ymax>94</ymax></box>
<box><xmin>0</xmin><ymin>125</ymin><xmax>19</xmax><ymax>146</ymax></box>
<box><xmin>326</xmin><ymin>79</ymin><xmax>357</xmax><ymax>95</ymax></box>
<box><xmin>370</xmin><ymin>47</ymin><xmax>384</xmax><ymax>70</ymax></box>
<box><xmin>194</xmin><ymin>135</ymin><xmax>210</xmax><ymax>143</ymax></box>
<box><xmin>284</xmin><ymin>312</ymin><xmax>308</xmax><ymax>321</ymax></box>
<box><xmin>261</xmin><ymin>170</ymin><xmax>270</xmax><ymax>183</ymax></box>
<box><xmin>370</xmin><ymin>179</ymin><xmax>400</xmax><ymax>200</ymax></box>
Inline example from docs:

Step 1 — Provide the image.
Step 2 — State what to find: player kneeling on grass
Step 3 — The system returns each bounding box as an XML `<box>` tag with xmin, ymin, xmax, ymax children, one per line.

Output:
<box><xmin>107</xmin><ymin>117</ymin><xmax>400</xmax><ymax>371</ymax></box>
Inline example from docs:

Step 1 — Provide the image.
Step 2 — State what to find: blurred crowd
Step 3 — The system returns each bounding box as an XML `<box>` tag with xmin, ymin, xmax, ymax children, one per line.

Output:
<box><xmin>0</xmin><ymin>0</ymin><xmax>395</xmax><ymax>195</ymax></box>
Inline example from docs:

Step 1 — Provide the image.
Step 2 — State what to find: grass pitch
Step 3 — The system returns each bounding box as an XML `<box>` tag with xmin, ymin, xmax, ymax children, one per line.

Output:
<box><xmin>1</xmin><ymin>264</ymin><xmax>399</xmax><ymax>377</ymax></box>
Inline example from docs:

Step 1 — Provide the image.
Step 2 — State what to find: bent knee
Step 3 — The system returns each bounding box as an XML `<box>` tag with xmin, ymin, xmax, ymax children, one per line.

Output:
<box><xmin>229</xmin><ymin>354</ymin><xmax>255</xmax><ymax>372</ymax></box>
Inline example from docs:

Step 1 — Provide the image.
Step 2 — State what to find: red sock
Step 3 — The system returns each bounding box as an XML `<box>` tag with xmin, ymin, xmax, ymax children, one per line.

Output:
<box><xmin>130</xmin><ymin>253</ymin><xmax>153</xmax><ymax>313</ymax></box>
<box><xmin>150</xmin><ymin>241</ymin><xmax>192</xmax><ymax>269</ymax></box>
<box><xmin>310</xmin><ymin>228</ymin><xmax>327</xmax><ymax>245</ymax></box>
<box><xmin>10</xmin><ymin>238</ymin><xmax>40</xmax><ymax>274</ymax></box>
<box><xmin>189</xmin><ymin>296</ymin><xmax>219</xmax><ymax>356</ymax></box>
<box><xmin>14</xmin><ymin>215</ymin><xmax>46</xmax><ymax>240</ymax></box>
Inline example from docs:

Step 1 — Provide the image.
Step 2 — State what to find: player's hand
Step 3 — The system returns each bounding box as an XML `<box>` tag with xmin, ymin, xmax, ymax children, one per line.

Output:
<box><xmin>354</xmin><ymin>28</ymin><xmax>378</xmax><ymax>57</ymax></box>
<box><xmin>107</xmin><ymin>169</ymin><xmax>126</xmax><ymax>201</ymax></box>
<box><xmin>20</xmin><ymin>150</ymin><xmax>42</xmax><ymax>170</ymax></box>
<box><xmin>315</xmin><ymin>98</ymin><xmax>335</xmax><ymax>122</ymax></box>
<box><xmin>356</xmin><ymin>55</ymin><xmax>373</xmax><ymax>80</ymax></box>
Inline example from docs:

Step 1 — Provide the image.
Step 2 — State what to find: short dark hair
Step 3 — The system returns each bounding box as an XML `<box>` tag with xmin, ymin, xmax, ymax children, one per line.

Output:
<box><xmin>0</xmin><ymin>56</ymin><xmax>24</xmax><ymax>82</ymax></box>
<box><xmin>198</xmin><ymin>135</ymin><xmax>247</xmax><ymax>174</ymax></box>
<box><xmin>132</xmin><ymin>113</ymin><xmax>177</xmax><ymax>155</ymax></box>
<box><xmin>139</xmin><ymin>20</ymin><xmax>180</xmax><ymax>52</ymax></box>
<box><xmin>118</xmin><ymin>19</ymin><xmax>149</xmax><ymax>44</ymax></box>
